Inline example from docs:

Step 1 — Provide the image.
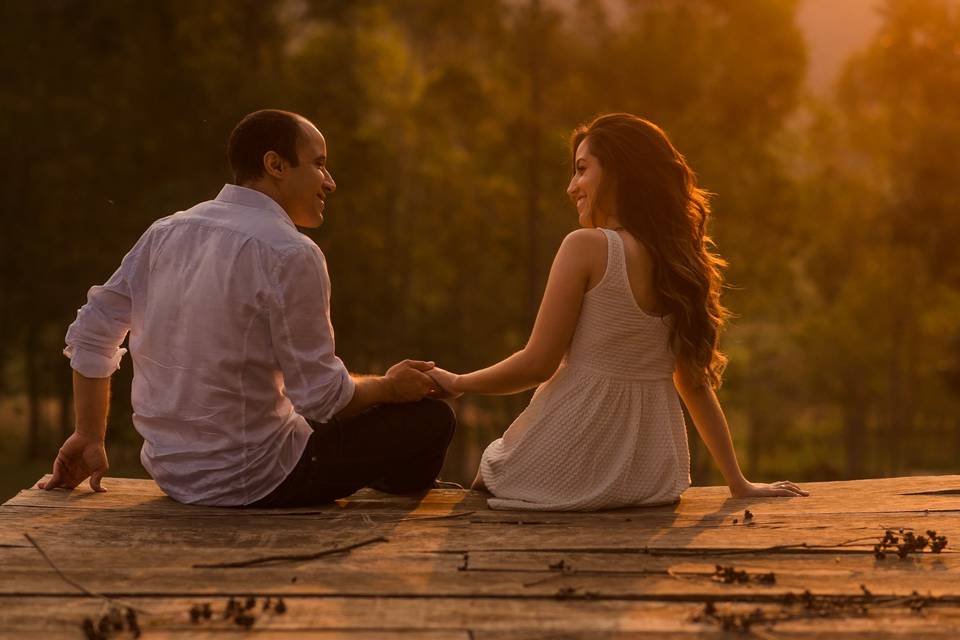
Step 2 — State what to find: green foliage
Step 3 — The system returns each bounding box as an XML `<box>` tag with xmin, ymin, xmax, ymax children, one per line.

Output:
<box><xmin>790</xmin><ymin>0</ymin><xmax>960</xmax><ymax>477</ymax></box>
<box><xmin>2</xmin><ymin>0</ymin><xmax>956</xmax><ymax>486</ymax></box>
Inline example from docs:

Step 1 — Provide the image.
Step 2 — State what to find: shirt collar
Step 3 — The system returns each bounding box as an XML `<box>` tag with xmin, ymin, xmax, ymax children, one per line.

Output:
<box><xmin>215</xmin><ymin>184</ymin><xmax>296</xmax><ymax>229</ymax></box>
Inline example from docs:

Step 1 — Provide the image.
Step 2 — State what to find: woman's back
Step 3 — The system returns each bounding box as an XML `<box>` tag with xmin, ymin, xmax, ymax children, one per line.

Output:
<box><xmin>567</xmin><ymin>228</ymin><xmax>675</xmax><ymax>380</ymax></box>
<box><xmin>479</xmin><ymin>227</ymin><xmax>691</xmax><ymax>511</ymax></box>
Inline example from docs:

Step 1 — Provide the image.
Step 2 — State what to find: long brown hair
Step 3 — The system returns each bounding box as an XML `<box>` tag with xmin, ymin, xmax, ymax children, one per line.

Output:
<box><xmin>572</xmin><ymin>113</ymin><xmax>730</xmax><ymax>388</ymax></box>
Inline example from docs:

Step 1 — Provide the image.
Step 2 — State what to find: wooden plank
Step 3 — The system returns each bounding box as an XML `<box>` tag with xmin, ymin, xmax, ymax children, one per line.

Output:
<box><xmin>6</xmin><ymin>477</ymin><xmax>488</xmax><ymax>514</ymax></box>
<box><xmin>473</xmin><ymin>635</ymin><xmax>960</xmax><ymax>640</ymax></box>
<box><xmin>2</xmin><ymin>560</ymin><xmax>958</xmax><ymax>599</ymax></box>
<box><xmin>3</xmin><ymin>633</ymin><xmax>466</xmax><ymax>640</ymax></box>
<box><xmin>3</xmin><ymin>506</ymin><xmax>958</xmax><ymax>554</ymax></box>
<box><xmin>9</xmin><ymin>631</ymin><xmax>960</xmax><ymax>640</ymax></box>
<box><xmin>8</xmin><ymin>634</ymin><xmax>960</xmax><ymax>640</ymax></box>
<box><xmin>5</xmin><ymin>502</ymin><xmax>955</xmax><ymax>537</ymax></box>
<box><xmin>3</xmin><ymin>536</ymin><xmax>959</xmax><ymax>599</ymax></box>
<box><xmin>11</xmin><ymin>474</ymin><xmax>960</xmax><ymax>517</ymax></box>
<box><xmin>1</xmin><ymin>596</ymin><xmax>959</xmax><ymax>636</ymax></box>
<box><xmin>474</xmin><ymin>632</ymin><xmax>960</xmax><ymax>640</ymax></box>
<box><xmin>6</xmin><ymin>542</ymin><xmax>943</xmax><ymax>571</ymax></box>
<box><xmin>2</xmin><ymin>560</ymin><xmax>959</xmax><ymax>599</ymax></box>
<box><xmin>6</xmin><ymin>545</ymin><xmax>958</xmax><ymax>579</ymax></box>
<box><xmin>3</xmin><ymin>475</ymin><xmax>960</xmax><ymax>638</ymax></box>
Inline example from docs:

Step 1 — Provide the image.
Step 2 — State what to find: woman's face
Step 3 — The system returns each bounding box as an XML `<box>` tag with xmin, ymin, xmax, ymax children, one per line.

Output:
<box><xmin>566</xmin><ymin>138</ymin><xmax>609</xmax><ymax>228</ymax></box>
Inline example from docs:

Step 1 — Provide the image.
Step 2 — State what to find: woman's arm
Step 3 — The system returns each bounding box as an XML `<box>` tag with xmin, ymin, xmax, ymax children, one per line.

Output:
<box><xmin>439</xmin><ymin>229</ymin><xmax>601</xmax><ymax>396</ymax></box>
<box><xmin>674</xmin><ymin>372</ymin><xmax>808</xmax><ymax>498</ymax></box>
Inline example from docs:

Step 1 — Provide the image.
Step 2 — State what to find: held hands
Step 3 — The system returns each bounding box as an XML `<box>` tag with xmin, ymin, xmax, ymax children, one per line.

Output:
<box><xmin>383</xmin><ymin>360</ymin><xmax>464</xmax><ymax>402</ymax></box>
<box><xmin>37</xmin><ymin>431</ymin><xmax>109</xmax><ymax>493</ymax></box>
<box><xmin>730</xmin><ymin>479</ymin><xmax>809</xmax><ymax>498</ymax></box>
<box><xmin>385</xmin><ymin>359</ymin><xmax>438</xmax><ymax>402</ymax></box>
<box><xmin>426</xmin><ymin>367</ymin><xmax>463</xmax><ymax>400</ymax></box>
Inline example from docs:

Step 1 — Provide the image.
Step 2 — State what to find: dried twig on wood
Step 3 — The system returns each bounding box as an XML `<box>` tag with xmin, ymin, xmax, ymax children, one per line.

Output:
<box><xmin>23</xmin><ymin>533</ymin><xmax>150</xmax><ymax>615</ymax></box>
<box><xmin>683</xmin><ymin>535</ymin><xmax>888</xmax><ymax>557</ymax></box>
<box><xmin>467</xmin><ymin>535</ymin><xmax>890</xmax><ymax>558</ymax></box>
<box><xmin>522</xmin><ymin>573</ymin><xmax>567</xmax><ymax>588</ymax></box>
<box><xmin>360</xmin><ymin>510</ymin><xmax>477</xmax><ymax>525</ymax></box>
<box><xmin>394</xmin><ymin>510</ymin><xmax>477</xmax><ymax>522</ymax></box>
<box><xmin>192</xmin><ymin>536</ymin><xmax>388</xmax><ymax>569</ymax></box>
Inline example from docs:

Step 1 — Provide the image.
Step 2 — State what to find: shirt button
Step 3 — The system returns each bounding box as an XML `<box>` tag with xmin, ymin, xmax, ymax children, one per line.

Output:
<box><xmin>310</xmin><ymin>456</ymin><xmax>317</xmax><ymax>462</ymax></box>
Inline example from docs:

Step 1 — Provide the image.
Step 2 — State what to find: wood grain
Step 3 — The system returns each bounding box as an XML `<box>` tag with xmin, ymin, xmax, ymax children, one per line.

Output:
<box><xmin>2</xmin><ymin>474</ymin><xmax>960</xmax><ymax>637</ymax></box>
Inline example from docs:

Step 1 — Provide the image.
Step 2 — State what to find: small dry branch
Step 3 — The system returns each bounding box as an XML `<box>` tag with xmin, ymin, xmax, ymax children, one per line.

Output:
<box><xmin>24</xmin><ymin>533</ymin><xmax>150</xmax><ymax>615</ymax></box>
<box><xmin>192</xmin><ymin>535</ymin><xmax>388</xmax><ymax>569</ymax></box>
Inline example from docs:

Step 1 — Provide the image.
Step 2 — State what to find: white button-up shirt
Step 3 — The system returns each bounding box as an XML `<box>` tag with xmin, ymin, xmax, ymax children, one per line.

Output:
<box><xmin>64</xmin><ymin>185</ymin><xmax>355</xmax><ymax>506</ymax></box>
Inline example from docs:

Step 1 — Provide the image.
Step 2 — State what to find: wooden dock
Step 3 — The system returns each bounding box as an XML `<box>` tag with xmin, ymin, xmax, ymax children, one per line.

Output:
<box><xmin>2</xmin><ymin>475</ymin><xmax>960</xmax><ymax>638</ymax></box>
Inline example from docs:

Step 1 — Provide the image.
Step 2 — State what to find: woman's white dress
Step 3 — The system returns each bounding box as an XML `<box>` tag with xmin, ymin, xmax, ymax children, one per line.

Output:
<box><xmin>479</xmin><ymin>228</ymin><xmax>691</xmax><ymax>510</ymax></box>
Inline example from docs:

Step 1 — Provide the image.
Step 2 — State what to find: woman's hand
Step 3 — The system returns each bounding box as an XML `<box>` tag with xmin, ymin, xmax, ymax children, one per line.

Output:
<box><xmin>730</xmin><ymin>480</ymin><xmax>808</xmax><ymax>498</ymax></box>
<box><xmin>427</xmin><ymin>367</ymin><xmax>463</xmax><ymax>400</ymax></box>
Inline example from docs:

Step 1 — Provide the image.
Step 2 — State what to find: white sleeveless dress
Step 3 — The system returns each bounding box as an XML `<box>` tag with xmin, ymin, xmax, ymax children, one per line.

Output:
<box><xmin>479</xmin><ymin>228</ymin><xmax>691</xmax><ymax>511</ymax></box>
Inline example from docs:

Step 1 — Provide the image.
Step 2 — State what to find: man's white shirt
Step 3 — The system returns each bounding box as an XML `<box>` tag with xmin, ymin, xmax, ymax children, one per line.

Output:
<box><xmin>64</xmin><ymin>184</ymin><xmax>355</xmax><ymax>506</ymax></box>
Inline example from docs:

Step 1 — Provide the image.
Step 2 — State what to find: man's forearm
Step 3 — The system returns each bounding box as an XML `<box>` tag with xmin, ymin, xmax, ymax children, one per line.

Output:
<box><xmin>335</xmin><ymin>375</ymin><xmax>394</xmax><ymax>418</ymax></box>
<box><xmin>73</xmin><ymin>370</ymin><xmax>111</xmax><ymax>441</ymax></box>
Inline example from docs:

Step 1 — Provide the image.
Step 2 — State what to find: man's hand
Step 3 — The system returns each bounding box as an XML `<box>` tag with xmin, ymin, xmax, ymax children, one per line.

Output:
<box><xmin>427</xmin><ymin>367</ymin><xmax>463</xmax><ymax>400</ymax></box>
<box><xmin>37</xmin><ymin>432</ymin><xmax>109</xmax><ymax>492</ymax></box>
<box><xmin>385</xmin><ymin>359</ymin><xmax>437</xmax><ymax>403</ymax></box>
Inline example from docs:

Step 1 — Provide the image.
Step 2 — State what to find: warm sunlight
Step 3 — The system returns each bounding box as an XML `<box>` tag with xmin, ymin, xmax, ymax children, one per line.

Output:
<box><xmin>3</xmin><ymin>1</ymin><xmax>960</xmax><ymax>637</ymax></box>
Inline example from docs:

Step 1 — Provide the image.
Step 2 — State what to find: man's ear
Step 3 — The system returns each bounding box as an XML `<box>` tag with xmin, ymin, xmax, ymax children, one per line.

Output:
<box><xmin>262</xmin><ymin>150</ymin><xmax>285</xmax><ymax>179</ymax></box>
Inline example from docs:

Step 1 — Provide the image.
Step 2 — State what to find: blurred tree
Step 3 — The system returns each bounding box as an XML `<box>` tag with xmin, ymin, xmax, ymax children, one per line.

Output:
<box><xmin>0</xmin><ymin>0</ymin><xmax>812</xmax><ymax>484</ymax></box>
<box><xmin>0</xmin><ymin>0</ymin><xmax>291</xmax><ymax>457</ymax></box>
<box><xmin>793</xmin><ymin>0</ymin><xmax>960</xmax><ymax>476</ymax></box>
<box><xmin>9</xmin><ymin>0</ymin><xmax>956</xmax><ymax>489</ymax></box>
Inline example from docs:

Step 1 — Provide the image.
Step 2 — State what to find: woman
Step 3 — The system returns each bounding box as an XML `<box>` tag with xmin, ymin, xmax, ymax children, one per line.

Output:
<box><xmin>429</xmin><ymin>113</ymin><xmax>807</xmax><ymax>510</ymax></box>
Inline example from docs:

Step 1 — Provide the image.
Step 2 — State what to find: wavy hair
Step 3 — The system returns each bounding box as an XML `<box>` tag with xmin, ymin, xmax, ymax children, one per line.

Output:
<box><xmin>572</xmin><ymin>113</ymin><xmax>730</xmax><ymax>388</ymax></box>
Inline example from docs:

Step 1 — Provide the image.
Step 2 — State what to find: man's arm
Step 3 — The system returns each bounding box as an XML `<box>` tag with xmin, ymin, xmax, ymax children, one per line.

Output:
<box><xmin>335</xmin><ymin>360</ymin><xmax>438</xmax><ymax>418</ymax></box>
<box><xmin>38</xmin><ymin>371</ymin><xmax>111</xmax><ymax>492</ymax></box>
<box><xmin>268</xmin><ymin>246</ymin><xmax>439</xmax><ymax>421</ymax></box>
<box><xmin>44</xmin><ymin>233</ymin><xmax>140</xmax><ymax>492</ymax></box>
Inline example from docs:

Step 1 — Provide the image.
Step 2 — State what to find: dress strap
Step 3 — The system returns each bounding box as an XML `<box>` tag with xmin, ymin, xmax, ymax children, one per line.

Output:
<box><xmin>600</xmin><ymin>227</ymin><xmax>628</xmax><ymax>288</ymax></box>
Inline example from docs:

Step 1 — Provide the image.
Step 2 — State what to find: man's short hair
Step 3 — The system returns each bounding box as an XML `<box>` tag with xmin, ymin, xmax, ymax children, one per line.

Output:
<box><xmin>228</xmin><ymin>109</ymin><xmax>306</xmax><ymax>185</ymax></box>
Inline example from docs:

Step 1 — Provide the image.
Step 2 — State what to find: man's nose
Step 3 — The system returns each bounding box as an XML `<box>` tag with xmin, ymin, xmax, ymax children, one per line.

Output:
<box><xmin>324</xmin><ymin>173</ymin><xmax>336</xmax><ymax>194</ymax></box>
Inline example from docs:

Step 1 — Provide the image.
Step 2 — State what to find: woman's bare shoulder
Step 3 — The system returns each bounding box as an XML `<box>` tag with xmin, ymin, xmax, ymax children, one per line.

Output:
<box><xmin>560</xmin><ymin>227</ymin><xmax>607</xmax><ymax>253</ymax></box>
<box><xmin>558</xmin><ymin>228</ymin><xmax>608</xmax><ymax>287</ymax></box>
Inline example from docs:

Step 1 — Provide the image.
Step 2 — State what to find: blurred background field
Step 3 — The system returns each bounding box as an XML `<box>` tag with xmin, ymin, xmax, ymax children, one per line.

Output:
<box><xmin>2</xmin><ymin>0</ymin><xmax>959</xmax><ymax>502</ymax></box>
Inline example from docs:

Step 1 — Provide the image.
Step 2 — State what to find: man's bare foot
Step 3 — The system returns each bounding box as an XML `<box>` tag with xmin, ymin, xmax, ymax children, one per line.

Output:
<box><xmin>432</xmin><ymin>480</ymin><xmax>465</xmax><ymax>490</ymax></box>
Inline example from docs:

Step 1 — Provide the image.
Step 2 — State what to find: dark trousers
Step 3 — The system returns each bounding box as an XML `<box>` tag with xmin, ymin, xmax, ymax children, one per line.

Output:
<box><xmin>247</xmin><ymin>398</ymin><xmax>457</xmax><ymax>508</ymax></box>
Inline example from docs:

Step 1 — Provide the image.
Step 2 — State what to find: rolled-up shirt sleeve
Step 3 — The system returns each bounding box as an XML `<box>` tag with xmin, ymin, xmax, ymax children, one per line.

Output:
<box><xmin>64</xmin><ymin>247</ymin><xmax>140</xmax><ymax>378</ymax></box>
<box><xmin>267</xmin><ymin>244</ymin><xmax>355</xmax><ymax>423</ymax></box>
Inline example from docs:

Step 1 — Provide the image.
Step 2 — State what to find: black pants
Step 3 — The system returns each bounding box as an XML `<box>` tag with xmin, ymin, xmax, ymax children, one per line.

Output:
<box><xmin>247</xmin><ymin>398</ymin><xmax>457</xmax><ymax>508</ymax></box>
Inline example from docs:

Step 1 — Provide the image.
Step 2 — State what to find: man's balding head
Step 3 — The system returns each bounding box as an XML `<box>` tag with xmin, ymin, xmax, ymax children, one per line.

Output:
<box><xmin>228</xmin><ymin>109</ymin><xmax>311</xmax><ymax>185</ymax></box>
<box><xmin>227</xmin><ymin>109</ymin><xmax>335</xmax><ymax>228</ymax></box>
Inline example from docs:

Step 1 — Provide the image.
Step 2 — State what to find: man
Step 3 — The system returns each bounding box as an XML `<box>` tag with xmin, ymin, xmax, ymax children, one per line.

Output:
<box><xmin>39</xmin><ymin>109</ymin><xmax>457</xmax><ymax>507</ymax></box>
